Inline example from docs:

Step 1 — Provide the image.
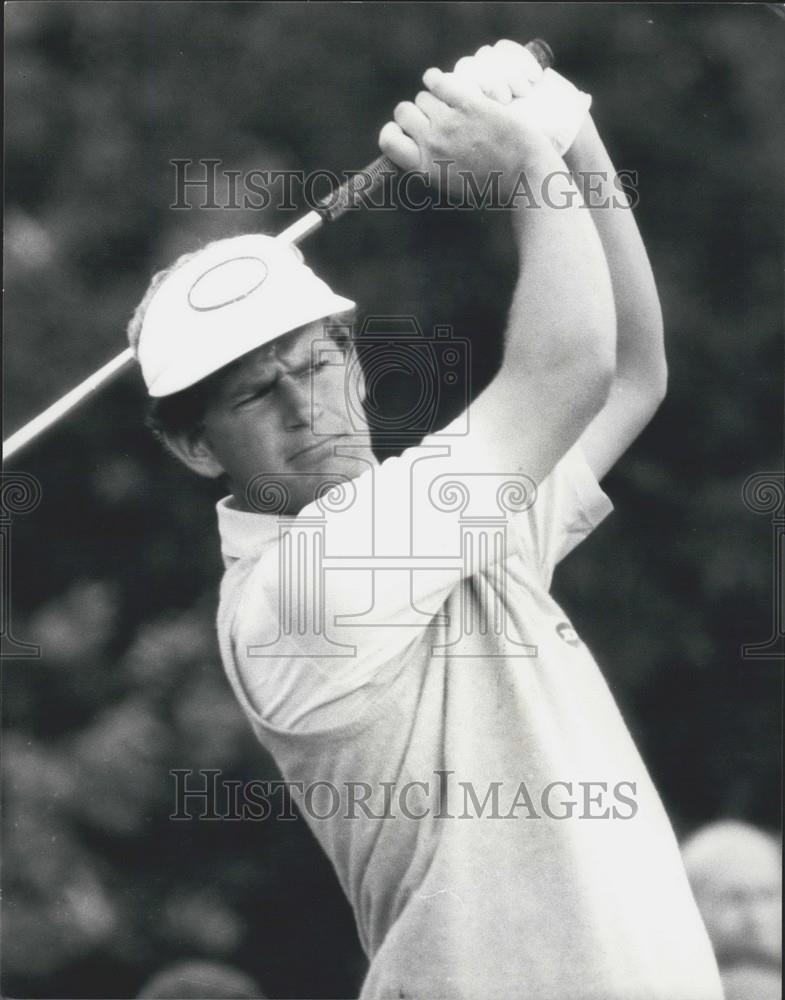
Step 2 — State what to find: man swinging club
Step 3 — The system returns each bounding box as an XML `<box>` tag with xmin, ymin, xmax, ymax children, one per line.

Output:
<box><xmin>128</xmin><ymin>40</ymin><xmax>723</xmax><ymax>1000</ymax></box>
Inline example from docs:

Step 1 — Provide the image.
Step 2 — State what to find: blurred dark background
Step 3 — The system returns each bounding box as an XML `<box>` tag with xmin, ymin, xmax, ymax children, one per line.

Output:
<box><xmin>3</xmin><ymin>3</ymin><xmax>783</xmax><ymax>998</ymax></box>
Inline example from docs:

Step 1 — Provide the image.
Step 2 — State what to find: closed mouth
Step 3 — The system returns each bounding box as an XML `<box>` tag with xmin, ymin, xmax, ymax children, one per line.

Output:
<box><xmin>288</xmin><ymin>434</ymin><xmax>347</xmax><ymax>462</ymax></box>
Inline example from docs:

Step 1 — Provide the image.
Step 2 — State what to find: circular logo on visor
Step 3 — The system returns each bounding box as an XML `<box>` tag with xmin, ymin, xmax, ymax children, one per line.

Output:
<box><xmin>187</xmin><ymin>255</ymin><xmax>269</xmax><ymax>311</ymax></box>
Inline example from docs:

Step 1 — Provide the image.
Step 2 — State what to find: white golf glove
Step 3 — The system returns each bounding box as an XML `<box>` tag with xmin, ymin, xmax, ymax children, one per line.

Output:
<box><xmin>453</xmin><ymin>39</ymin><xmax>592</xmax><ymax>156</ymax></box>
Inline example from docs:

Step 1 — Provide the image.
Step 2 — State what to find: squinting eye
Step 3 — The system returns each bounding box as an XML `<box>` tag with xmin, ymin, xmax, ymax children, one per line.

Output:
<box><xmin>234</xmin><ymin>387</ymin><xmax>272</xmax><ymax>408</ymax></box>
<box><xmin>297</xmin><ymin>361</ymin><xmax>329</xmax><ymax>377</ymax></box>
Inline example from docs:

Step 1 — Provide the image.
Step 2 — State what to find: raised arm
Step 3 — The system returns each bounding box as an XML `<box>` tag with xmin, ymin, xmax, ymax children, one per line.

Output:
<box><xmin>380</xmin><ymin>69</ymin><xmax>617</xmax><ymax>487</ymax></box>
<box><xmin>228</xmin><ymin>69</ymin><xmax>621</xmax><ymax>708</ymax></box>
<box><xmin>564</xmin><ymin>116</ymin><xmax>667</xmax><ymax>480</ymax></box>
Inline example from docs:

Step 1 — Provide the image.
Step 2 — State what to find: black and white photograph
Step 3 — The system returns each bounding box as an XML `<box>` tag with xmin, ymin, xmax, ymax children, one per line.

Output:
<box><xmin>2</xmin><ymin>3</ymin><xmax>783</xmax><ymax>999</ymax></box>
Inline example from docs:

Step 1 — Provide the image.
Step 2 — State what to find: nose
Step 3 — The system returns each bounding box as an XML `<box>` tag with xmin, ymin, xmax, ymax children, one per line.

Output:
<box><xmin>278</xmin><ymin>374</ymin><xmax>322</xmax><ymax>429</ymax></box>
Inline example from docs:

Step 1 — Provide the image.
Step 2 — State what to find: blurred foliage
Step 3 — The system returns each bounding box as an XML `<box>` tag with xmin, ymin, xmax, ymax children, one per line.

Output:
<box><xmin>3</xmin><ymin>3</ymin><xmax>783</xmax><ymax>997</ymax></box>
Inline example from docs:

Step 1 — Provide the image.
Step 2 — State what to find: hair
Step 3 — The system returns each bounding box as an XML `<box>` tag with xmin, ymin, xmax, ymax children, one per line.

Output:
<box><xmin>127</xmin><ymin>238</ymin><xmax>355</xmax><ymax>444</ymax></box>
<box><xmin>145</xmin><ymin>372</ymin><xmax>224</xmax><ymax>442</ymax></box>
<box><xmin>127</xmin><ymin>246</ymin><xmax>212</xmax><ymax>442</ymax></box>
<box><xmin>127</xmin><ymin>247</ymin><xmax>202</xmax><ymax>355</ymax></box>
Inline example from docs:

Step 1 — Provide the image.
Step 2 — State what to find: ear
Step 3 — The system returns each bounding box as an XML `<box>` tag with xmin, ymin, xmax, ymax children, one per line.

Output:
<box><xmin>161</xmin><ymin>427</ymin><xmax>225</xmax><ymax>479</ymax></box>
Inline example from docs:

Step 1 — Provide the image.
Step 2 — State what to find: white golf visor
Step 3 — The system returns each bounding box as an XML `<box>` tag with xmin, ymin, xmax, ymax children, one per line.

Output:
<box><xmin>136</xmin><ymin>234</ymin><xmax>355</xmax><ymax>397</ymax></box>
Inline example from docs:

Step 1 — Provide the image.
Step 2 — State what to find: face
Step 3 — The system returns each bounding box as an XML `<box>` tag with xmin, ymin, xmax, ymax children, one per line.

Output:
<box><xmin>173</xmin><ymin>318</ymin><xmax>377</xmax><ymax>513</ymax></box>
<box><xmin>690</xmin><ymin>842</ymin><xmax>782</xmax><ymax>967</ymax></box>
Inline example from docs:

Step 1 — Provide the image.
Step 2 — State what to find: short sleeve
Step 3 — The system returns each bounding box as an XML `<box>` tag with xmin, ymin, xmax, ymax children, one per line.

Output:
<box><xmin>509</xmin><ymin>443</ymin><xmax>613</xmax><ymax>590</ymax></box>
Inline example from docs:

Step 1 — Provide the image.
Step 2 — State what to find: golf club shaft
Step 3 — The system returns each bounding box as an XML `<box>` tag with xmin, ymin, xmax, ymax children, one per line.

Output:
<box><xmin>3</xmin><ymin>38</ymin><xmax>553</xmax><ymax>463</ymax></box>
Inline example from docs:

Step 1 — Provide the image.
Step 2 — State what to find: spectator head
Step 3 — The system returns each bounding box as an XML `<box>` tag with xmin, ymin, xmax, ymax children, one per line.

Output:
<box><xmin>136</xmin><ymin>959</ymin><xmax>265</xmax><ymax>998</ymax></box>
<box><xmin>681</xmin><ymin>820</ymin><xmax>782</xmax><ymax>969</ymax></box>
<box><xmin>720</xmin><ymin>963</ymin><xmax>781</xmax><ymax>1000</ymax></box>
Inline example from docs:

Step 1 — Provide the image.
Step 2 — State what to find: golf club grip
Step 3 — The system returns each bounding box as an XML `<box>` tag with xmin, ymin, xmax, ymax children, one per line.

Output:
<box><xmin>315</xmin><ymin>38</ymin><xmax>554</xmax><ymax>224</ymax></box>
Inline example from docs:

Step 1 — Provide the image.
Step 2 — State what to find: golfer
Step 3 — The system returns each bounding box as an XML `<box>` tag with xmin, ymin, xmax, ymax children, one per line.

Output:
<box><xmin>129</xmin><ymin>42</ymin><xmax>723</xmax><ymax>1000</ymax></box>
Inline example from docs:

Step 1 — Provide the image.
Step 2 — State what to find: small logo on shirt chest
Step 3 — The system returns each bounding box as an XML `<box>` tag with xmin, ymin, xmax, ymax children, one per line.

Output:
<box><xmin>556</xmin><ymin>621</ymin><xmax>581</xmax><ymax>647</ymax></box>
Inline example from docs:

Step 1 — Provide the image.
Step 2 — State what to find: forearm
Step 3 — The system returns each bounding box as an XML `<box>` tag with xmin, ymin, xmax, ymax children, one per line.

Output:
<box><xmin>468</xmin><ymin>136</ymin><xmax>617</xmax><ymax>483</ymax></box>
<box><xmin>380</xmin><ymin>67</ymin><xmax>617</xmax><ymax>482</ymax></box>
<box><xmin>564</xmin><ymin>116</ymin><xmax>667</xmax><ymax>402</ymax></box>
<box><xmin>504</xmin><ymin>137</ymin><xmax>616</xmax><ymax>380</ymax></box>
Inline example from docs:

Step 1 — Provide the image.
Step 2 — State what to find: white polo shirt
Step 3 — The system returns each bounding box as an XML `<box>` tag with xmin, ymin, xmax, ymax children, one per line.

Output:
<box><xmin>215</xmin><ymin>432</ymin><xmax>723</xmax><ymax>1000</ymax></box>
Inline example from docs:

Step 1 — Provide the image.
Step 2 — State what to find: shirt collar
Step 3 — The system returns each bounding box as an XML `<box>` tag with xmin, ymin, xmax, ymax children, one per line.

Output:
<box><xmin>216</xmin><ymin>494</ymin><xmax>281</xmax><ymax>564</ymax></box>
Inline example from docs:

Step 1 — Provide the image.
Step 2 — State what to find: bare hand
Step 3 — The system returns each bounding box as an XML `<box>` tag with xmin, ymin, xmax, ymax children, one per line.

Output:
<box><xmin>378</xmin><ymin>68</ymin><xmax>550</xmax><ymax>197</ymax></box>
<box><xmin>451</xmin><ymin>40</ymin><xmax>592</xmax><ymax>157</ymax></box>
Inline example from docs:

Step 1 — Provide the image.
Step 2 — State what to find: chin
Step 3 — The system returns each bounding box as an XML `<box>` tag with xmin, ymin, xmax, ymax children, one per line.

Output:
<box><xmin>307</xmin><ymin>439</ymin><xmax>376</xmax><ymax>470</ymax></box>
<box><xmin>308</xmin><ymin>453</ymin><xmax>373</xmax><ymax>484</ymax></box>
<box><xmin>327</xmin><ymin>450</ymin><xmax>377</xmax><ymax>478</ymax></box>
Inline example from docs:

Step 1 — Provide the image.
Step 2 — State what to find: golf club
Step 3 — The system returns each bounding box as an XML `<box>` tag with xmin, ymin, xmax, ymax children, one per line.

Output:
<box><xmin>2</xmin><ymin>38</ymin><xmax>553</xmax><ymax>463</ymax></box>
